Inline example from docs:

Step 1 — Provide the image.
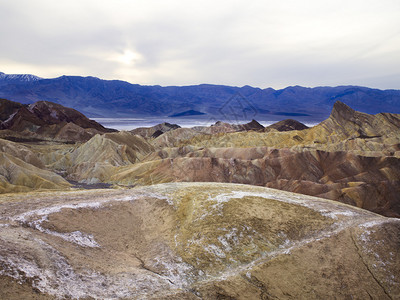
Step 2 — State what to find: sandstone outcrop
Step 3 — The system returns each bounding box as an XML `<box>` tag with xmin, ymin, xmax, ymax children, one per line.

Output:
<box><xmin>0</xmin><ymin>183</ymin><xmax>399</xmax><ymax>299</ymax></box>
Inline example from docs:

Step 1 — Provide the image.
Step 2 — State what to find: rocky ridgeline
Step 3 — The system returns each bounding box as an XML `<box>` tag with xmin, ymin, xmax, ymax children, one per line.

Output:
<box><xmin>0</xmin><ymin>98</ymin><xmax>114</xmax><ymax>143</ymax></box>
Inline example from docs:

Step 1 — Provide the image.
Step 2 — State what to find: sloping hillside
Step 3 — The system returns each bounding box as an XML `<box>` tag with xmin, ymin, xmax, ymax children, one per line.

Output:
<box><xmin>0</xmin><ymin>183</ymin><xmax>399</xmax><ymax>299</ymax></box>
<box><xmin>0</xmin><ymin>98</ymin><xmax>114</xmax><ymax>143</ymax></box>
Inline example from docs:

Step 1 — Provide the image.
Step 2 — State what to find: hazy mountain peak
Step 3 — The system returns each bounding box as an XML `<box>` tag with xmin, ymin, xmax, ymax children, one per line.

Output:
<box><xmin>0</xmin><ymin>72</ymin><xmax>42</xmax><ymax>82</ymax></box>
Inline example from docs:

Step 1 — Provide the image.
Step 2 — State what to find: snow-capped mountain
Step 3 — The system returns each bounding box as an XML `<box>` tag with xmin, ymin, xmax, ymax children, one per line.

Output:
<box><xmin>0</xmin><ymin>72</ymin><xmax>42</xmax><ymax>83</ymax></box>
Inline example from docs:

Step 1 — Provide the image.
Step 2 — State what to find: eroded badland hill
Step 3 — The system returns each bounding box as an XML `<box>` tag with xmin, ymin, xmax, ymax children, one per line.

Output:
<box><xmin>0</xmin><ymin>98</ymin><xmax>400</xmax><ymax>298</ymax></box>
<box><xmin>1</xmin><ymin>183</ymin><xmax>399</xmax><ymax>299</ymax></box>
<box><xmin>2</xmin><ymin>98</ymin><xmax>399</xmax><ymax>217</ymax></box>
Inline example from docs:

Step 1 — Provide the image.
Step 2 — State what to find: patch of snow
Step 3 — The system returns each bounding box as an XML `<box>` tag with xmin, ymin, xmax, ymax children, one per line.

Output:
<box><xmin>45</xmin><ymin>229</ymin><xmax>100</xmax><ymax>248</ymax></box>
<box><xmin>322</xmin><ymin>210</ymin><xmax>358</xmax><ymax>219</ymax></box>
<box><xmin>9</xmin><ymin>195</ymin><xmax>146</xmax><ymax>248</ymax></box>
<box><xmin>0</xmin><ymin>73</ymin><xmax>42</xmax><ymax>81</ymax></box>
<box><xmin>152</xmin><ymin>257</ymin><xmax>195</xmax><ymax>288</ymax></box>
<box><xmin>204</xmin><ymin>190</ymin><xmax>363</xmax><ymax>220</ymax></box>
<box><xmin>8</xmin><ymin>192</ymin><xmax>171</xmax><ymax>248</ymax></box>
<box><xmin>17</xmin><ymin>212</ymin><xmax>101</xmax><ymax>248</ymax></box>
<box><xmin>12</xmin><ymin>201</ymin><xmax>103</xmax><ymax>223</ymax></box>
<box><xmin>3</xmin><ymin>111</ymin><xmax>18</xmax><ymax>124</ymax></box>
<box><xmin>165</xmin><ymin>197</ymin><xmax>174</xmax><ymax>206</ymax></box>
<box><xmin>204</xmin><ymin>244</ymin><xmax>226</xmax><ymax>258</ymax></box>
<box><xmin>358</xmin><ymin>220</ymin><xmax>388</xmax><ymax>229</ymax></box>
<box><xmin>50</xmin><ymin>110</ymin><xmax>58</xmax><ymax>119</ymax></box>
<box><xmin>0</xmin><ymin>238</ymin><xmax>186</xmax><ymax>299</ymax></box>
<box><xmin>218</xmin><ymin>236</ymin><xmax>232</xmax><ymax>252</ymax></box>
<box><xmin>225</xmin><ymin>227</ymin><xmax>240</xmax><ymax>244</ymax></box>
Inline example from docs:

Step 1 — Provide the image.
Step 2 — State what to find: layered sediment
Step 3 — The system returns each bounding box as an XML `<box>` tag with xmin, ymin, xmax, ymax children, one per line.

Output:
<box><xmin>0</xmin><ymin>100</ymin><xmax>399</xmax><ymax>218</ymax></box>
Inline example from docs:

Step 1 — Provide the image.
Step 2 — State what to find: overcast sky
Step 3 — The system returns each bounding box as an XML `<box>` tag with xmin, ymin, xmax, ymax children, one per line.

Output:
<box><xmin>1</xmin><ymin>0</ymin><xmax>399</xmax><ymax>89</ymax></box>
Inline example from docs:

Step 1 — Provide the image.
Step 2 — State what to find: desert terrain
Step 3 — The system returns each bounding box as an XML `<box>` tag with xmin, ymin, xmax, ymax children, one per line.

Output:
<box><xmin>0</xmin><ymin>98</ymin><xmax>400</xmax><ymax>298</ymax></box>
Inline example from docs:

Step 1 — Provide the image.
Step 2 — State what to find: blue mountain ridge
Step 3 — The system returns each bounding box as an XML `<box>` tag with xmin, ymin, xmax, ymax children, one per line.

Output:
<box><xmin>0</xmin><ymin>72</ymin><xmax>399</xmax><ymax>122</ymax></box>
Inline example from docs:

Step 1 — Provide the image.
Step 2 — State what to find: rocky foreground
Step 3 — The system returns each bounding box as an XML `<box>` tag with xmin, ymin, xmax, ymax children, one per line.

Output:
<box><xmin>0</xmin><ymin>182</ymin><xmax>399</xmax><ymax>299</ymax></box>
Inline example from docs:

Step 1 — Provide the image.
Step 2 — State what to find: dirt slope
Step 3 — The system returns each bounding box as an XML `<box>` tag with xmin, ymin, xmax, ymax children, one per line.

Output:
<box><xmin>0</xmin><ymin>183</ymin><xmax>399</xmax><ymax>299</ymax></box>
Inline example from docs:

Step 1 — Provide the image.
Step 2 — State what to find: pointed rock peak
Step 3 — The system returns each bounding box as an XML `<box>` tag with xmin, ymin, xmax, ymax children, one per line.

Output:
<box><xmin>330</xmin><ymin>101</ymin><xmax>357</xmax><ymax>121</ymax></box>
<box><xmin>239</xmin><ymin>119</ymin><xmax>264</xmax><ymax>130</ymax></box>
<box><xmin>243</xmin><ymin>119</ymin><xmax>264</xmax><ymax>130</ymax></box>
<box><xmin>213</xmin><ymin>121</ymin><xmax>229</xmax><ymax>126</ymax></box>
<box><xmin>247</xmin><ymin>119</ymin><xmax>263</xmax><ymax>127</ymax></box>
<box><xmin>332</xmin><ymin>100</ymin><xmax>353</xmax><ymax>111</ymax></box>
<box><xmin>267</xmin><ymin>119</ymin><xmax>308</xmax><ymax>132</ymax></box>
<box><xmin>160</xmin><ymin>122</ymin><xmax>180</xmax><ymax>129</ymax></box>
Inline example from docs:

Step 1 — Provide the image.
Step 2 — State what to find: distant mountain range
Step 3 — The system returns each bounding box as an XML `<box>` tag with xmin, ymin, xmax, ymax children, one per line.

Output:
<box><xmin>0</xmin><ymin>71</ymin><xmax>399</xmax><ymax>122</ymax></box>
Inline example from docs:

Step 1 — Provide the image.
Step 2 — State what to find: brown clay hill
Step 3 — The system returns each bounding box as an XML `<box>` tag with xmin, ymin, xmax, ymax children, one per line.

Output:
<box><xmin>0</xmin><ymin>138</ymin><xmax>71</xmax><ymax>193</ymax></box>
<box><xmin>195</xmin><ymin>119</ymin><xmax>264</xmax><ymax>134</ymax></box>
<box><xmin>152</xmin><ymin>127</ymin><xmax>204</xmax><ymax>148</ymax></box>
<box><xmin>0</xmin><ymin>138</ymin><xmax>44</xmax><ymax>168</ymax></box>
<box><xmin>0</xmin><ymin>183</ymin><xmax>399</xmax><ymax>299</ymax></box>
<box><xmin>109</xmin><ymin>147</ymin><xmax>400</xmax><ymax>217</ymax></box>
<box><xmin>131</xmin><ymin>122</ymin><xmax>181</xmax><ymax>138</ymax></box>
<box><xmin>0</xmin><ymin>152</ymin><xmax>70</xmax><ymax>193</ymax></box>
<box><xmin>151</xmin><ymin>120</ymin><xmax>265</xmax><ymax>148</ymax></box>
<box><xmin>36</xmin><ymin>131</ymin><xmax>154</xmax><ymax>184</ymax></box>
<box><xmin>0</xmin><ymin>99</ymin><xmax>115</xmax><ymax>142</ymax></box>
<box><xmin>0</xmin><ymin>105</ymin><xmax>46</xmax><ymax>131</ymax></box>
<box><xmin>0</xmin><ymin>98</ymin><xmax>24</xmax><ymax>121</ymax></box>
<box><xmin>265</xmin><ymin>118</ymin><xmax>309</xmax><ymax>131</ymax></box>
<box><xmin>177</xmin><ymin>101</ymin><xmax>400</xmax><ymax>153</ymax></box>
<box><xmin>133</xmin><ymin>120</ymin><xmax>264</xmax><ymax>149</ymax></box>
<box><xmin>233</xmin><ymin>119</ymin><xmax>265</xmax><ymax>131</ymax></box>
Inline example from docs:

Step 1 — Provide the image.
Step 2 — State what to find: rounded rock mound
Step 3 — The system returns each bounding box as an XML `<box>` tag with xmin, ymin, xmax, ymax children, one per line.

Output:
<box><xmin>0</xmin><ymin>182</ymin><xmax>399</xmax><ymax>299</ymax></box>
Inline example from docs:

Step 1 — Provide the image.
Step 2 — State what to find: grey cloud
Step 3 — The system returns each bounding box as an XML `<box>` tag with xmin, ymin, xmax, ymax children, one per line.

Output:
<box><xmin>0</xmin><ymin>0</ymin><xmax>399</xmax><ymax>89</ymax></box>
